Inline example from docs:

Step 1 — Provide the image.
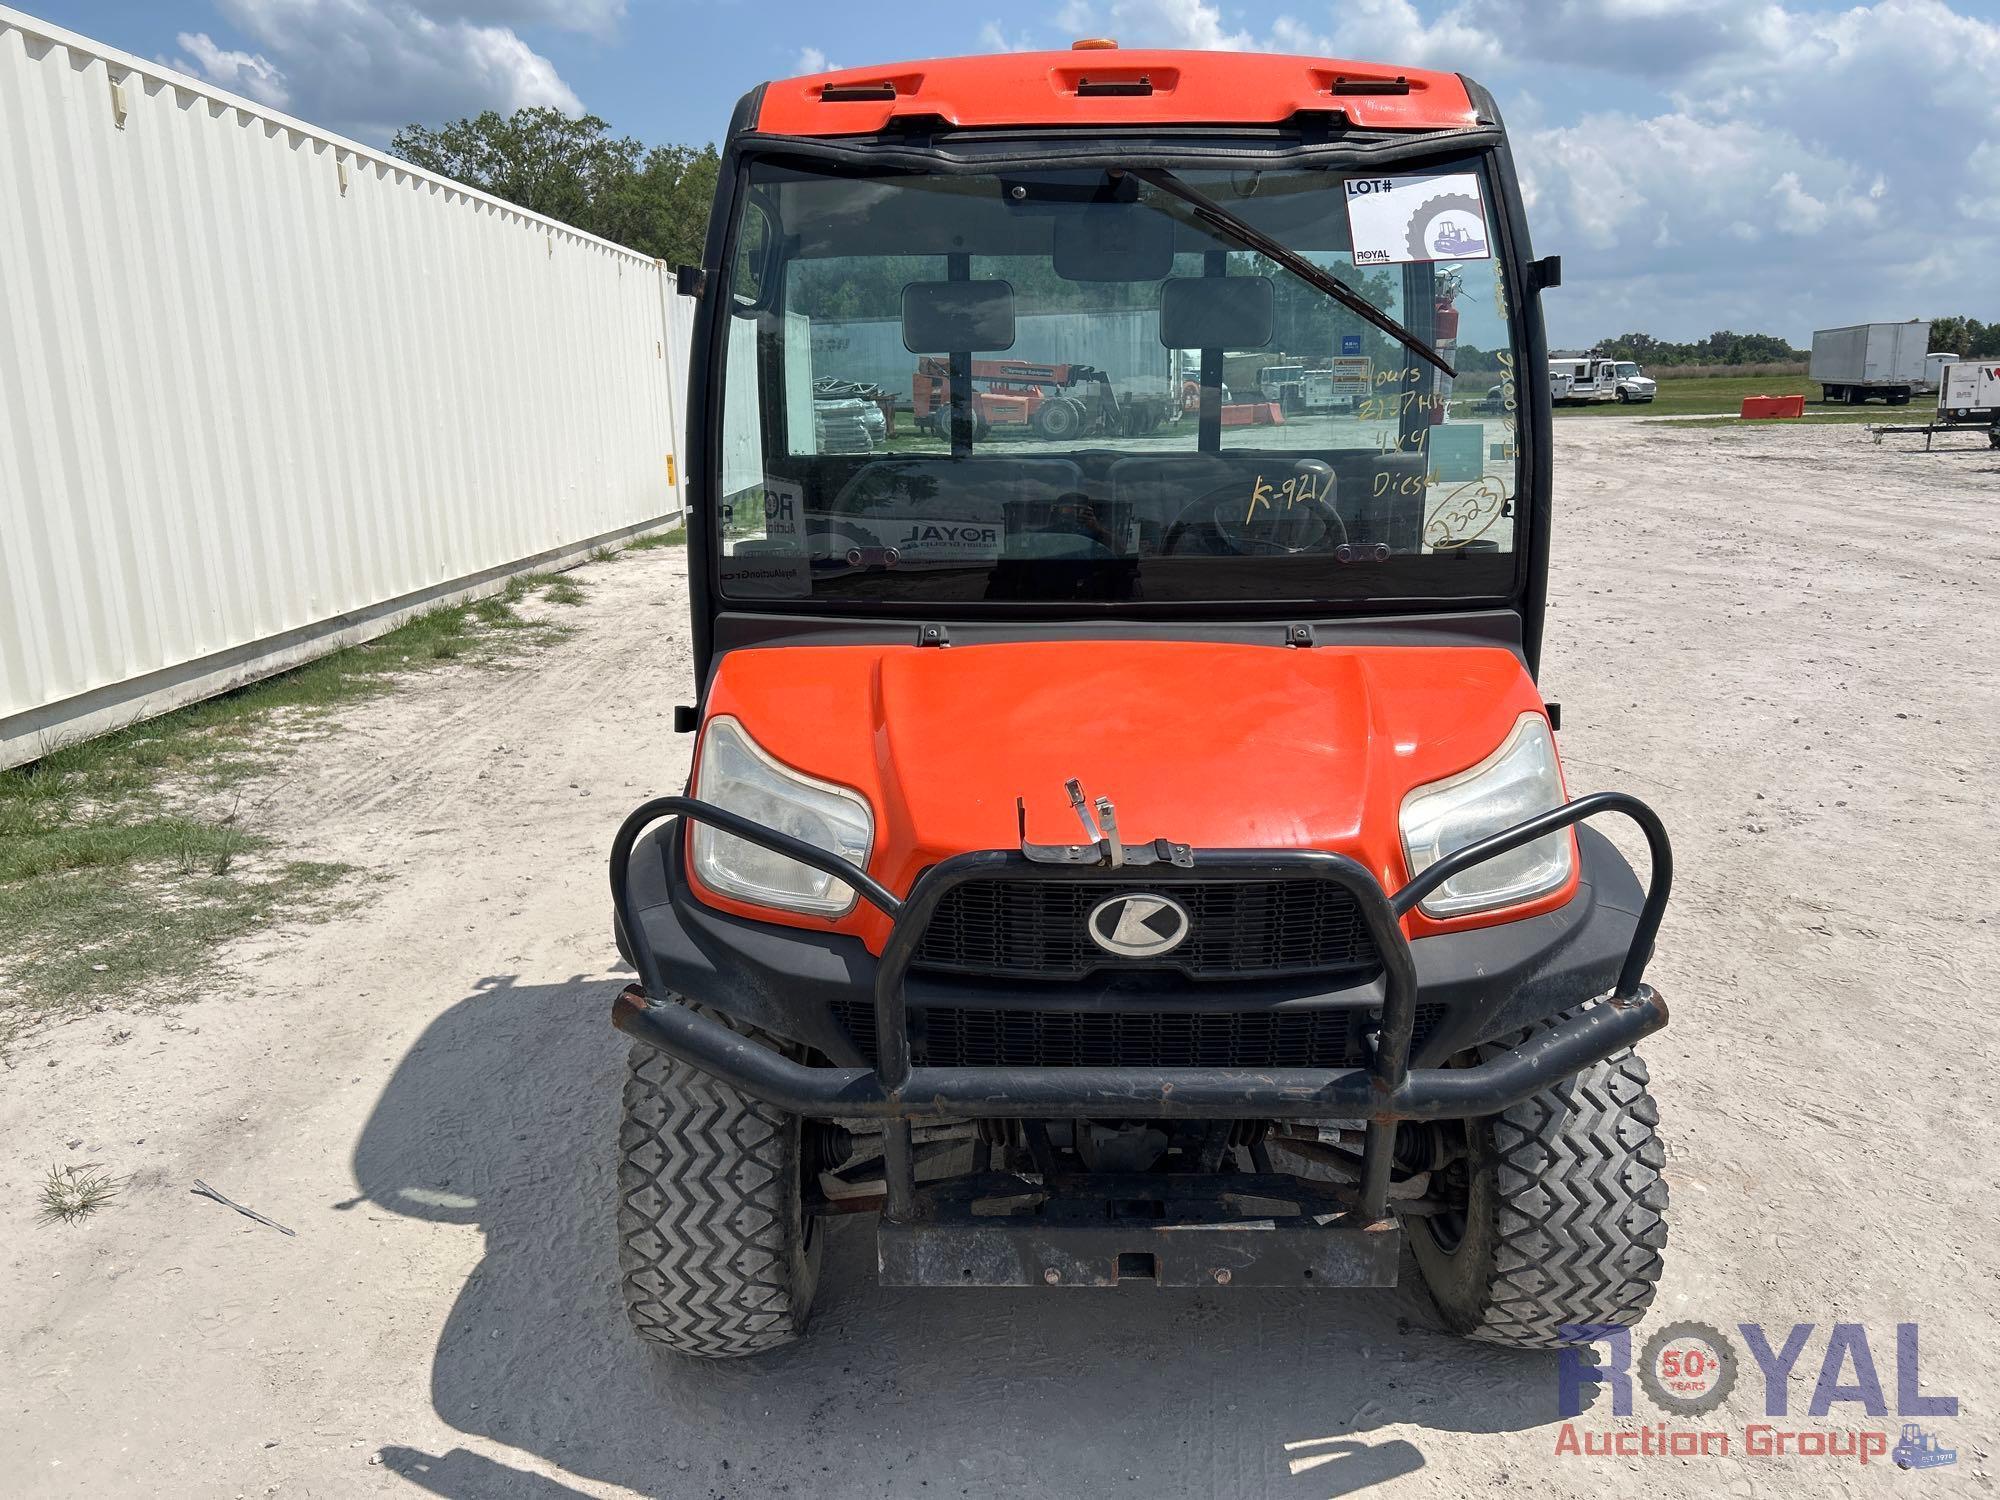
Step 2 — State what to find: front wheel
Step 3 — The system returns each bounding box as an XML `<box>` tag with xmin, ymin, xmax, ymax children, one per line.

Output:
<box><xmin>617</xmin><ymin>1010</ymin><xmax>822</xmax><ymax>1358</ymax></box>
<box><xmin>1031</xmin><ymin>397</ymin><xmax>1082</xmax><ymax>441</ymax></box>
<box><xmin>1410</xmin><ymin>1025</ymin><xmax>1668</xmax><ymax>1348</ymax></box>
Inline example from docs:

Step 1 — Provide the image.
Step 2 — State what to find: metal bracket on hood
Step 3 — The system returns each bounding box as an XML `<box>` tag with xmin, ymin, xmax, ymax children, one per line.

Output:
<box><xmin>1017</xmin><ymin>779</ymin><xmax>1194</xmax><ymax>869</ymax></box>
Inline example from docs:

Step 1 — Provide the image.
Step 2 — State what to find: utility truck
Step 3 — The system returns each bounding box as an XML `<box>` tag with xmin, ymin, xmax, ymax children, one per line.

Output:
<box><xmin>608</xmin><ymin>43</ymin><xmax>1675</xmax><ymax>1359</ymax></box>
<box><xmin>1549</xmin><ymin>357</ymin><xmax>1620</xmax><ymax>404</ymax></box>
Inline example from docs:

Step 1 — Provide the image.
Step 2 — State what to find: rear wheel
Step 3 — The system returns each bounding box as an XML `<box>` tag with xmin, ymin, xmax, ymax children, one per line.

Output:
<box><xmin>1410</xmin><ymin>1022</ymin><xmax>1668</xmax><ymax>1348</ymax></box>
<box><xmin>617</xmin><ymin>1010</ymin><xmax>822</xmax><ymax>1358</ymax></box>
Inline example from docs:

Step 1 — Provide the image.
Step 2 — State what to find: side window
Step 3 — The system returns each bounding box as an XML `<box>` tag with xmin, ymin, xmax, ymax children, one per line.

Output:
<box><xmin>732</xmin><ymin>202</ymin><xmax>775</xmax><ymax>306</ymax></box>
<box><xmin>719</xmin><ymin>313</ymin><xmax>766</xmax><ymax>504</ymax></box>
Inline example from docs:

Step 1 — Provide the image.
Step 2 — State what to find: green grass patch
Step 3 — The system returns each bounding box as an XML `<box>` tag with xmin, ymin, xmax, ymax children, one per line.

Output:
<box><xmin>1555</xmin><ymin>373</ymin><xmax>1932</xmax><ymax>419</ymax></box>
<box><xmin>1650</xmin><ymin>411</ymin><xmax>1895</xmax><ymax>430</ymax></box>
<box><xmin>38</xmin><ymin>1162</ymin><xmax>122</xmax><ymax>1225</ymax></box>
<box><xmin>0</xmin><ymin>574</ymin><xmax>581</xmax><ymax>1046</ymax></box>
<box><xmin>623</xmin><ymin>525</ymin><xmax>687</xmax><ymax>550</ymax></box>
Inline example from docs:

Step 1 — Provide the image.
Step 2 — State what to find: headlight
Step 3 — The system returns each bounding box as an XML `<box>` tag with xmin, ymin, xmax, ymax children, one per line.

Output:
<box><xmin>690</xmin><ymin>717</ymin><xmax>873</xmax><ymax>916</ymax></box>
<box><xmin>1399</xmin><ymin>713</ymin><xmax>1573</xmax><ymax>919</ymax></box>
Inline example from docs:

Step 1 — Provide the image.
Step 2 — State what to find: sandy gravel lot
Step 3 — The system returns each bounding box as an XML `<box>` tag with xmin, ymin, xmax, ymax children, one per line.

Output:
<box><xmin>3</xmin><ymin>418</ymin><xmax>1997</xmax><ymax>1498</ymax></box>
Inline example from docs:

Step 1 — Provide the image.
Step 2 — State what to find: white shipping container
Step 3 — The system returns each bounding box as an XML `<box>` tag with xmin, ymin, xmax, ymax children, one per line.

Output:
<box><xmin>0</xmin><ymin>6</ymin><xmax>689</xmax><ymax>767</ymax></box>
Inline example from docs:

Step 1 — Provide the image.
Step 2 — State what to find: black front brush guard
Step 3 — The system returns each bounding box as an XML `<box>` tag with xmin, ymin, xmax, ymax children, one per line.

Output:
<box><xmin>609</xmin><ymin>791</ymin><xmax>1671</xmax><ymax>1223</ymax></box>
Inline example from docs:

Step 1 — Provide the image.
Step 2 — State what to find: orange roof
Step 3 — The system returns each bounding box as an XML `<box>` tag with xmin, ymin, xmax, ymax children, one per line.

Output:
<box><xmin>756</xmin><ymin>49</ymin><xmax>1479</xmax><ymax>137</ymax></box>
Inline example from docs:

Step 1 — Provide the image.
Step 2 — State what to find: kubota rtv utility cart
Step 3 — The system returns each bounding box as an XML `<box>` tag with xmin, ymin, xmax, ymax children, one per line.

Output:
<box><xmin>609</xmin><ymin>44</ymin><xmax>1674</xmax><ymax>1358</ymax></box>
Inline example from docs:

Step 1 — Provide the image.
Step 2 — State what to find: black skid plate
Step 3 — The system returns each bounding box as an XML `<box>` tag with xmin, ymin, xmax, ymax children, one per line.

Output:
<box><xmin>874</xmin><ymin>1171</ymin><xmax>1403</xmax><ymax>1289</ymax></box>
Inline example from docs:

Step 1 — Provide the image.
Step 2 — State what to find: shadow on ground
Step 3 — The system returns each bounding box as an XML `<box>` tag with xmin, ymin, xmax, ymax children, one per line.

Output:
<box><xmin>352</xmin><ymin>975</ymin><xmax>1585</xmax><ymax>1498</ymax></box>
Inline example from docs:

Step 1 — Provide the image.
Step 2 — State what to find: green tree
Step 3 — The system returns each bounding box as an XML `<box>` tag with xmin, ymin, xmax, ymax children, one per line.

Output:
<box><xmin>390</xmin><ymin>108</ymin><xmax>718</xmax><ymax>266</ymax></box>
<box><xmin>1927</xmin><ymin>316</ymin><xmax>2000</xmax><ymax>358</ymax></box>
<box><xmin>1593</xmin><ymin>329</ymin><xmax>1807</xmax><ymax>367</ymax></box>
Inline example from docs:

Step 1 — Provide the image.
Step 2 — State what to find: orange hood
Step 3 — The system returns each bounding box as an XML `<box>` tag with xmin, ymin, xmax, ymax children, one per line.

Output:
<box><xmin>691</xmin><ymin>639</ymin><xmax>1569</xmax><ymax>946</ymax></box>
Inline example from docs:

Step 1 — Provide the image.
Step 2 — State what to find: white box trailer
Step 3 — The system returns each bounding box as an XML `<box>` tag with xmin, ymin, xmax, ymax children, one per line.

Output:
<box><xmin>1810</xmin><ymin>321</ymin><xmax>1930</xmax><ymax>405</ymax></box>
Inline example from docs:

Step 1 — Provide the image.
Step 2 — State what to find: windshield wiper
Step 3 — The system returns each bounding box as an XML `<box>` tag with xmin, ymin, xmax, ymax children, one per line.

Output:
<box><xmin>1130</xmin><ymin>167</ymin><xmax>1456</xmax><ymax>379</ymax></box>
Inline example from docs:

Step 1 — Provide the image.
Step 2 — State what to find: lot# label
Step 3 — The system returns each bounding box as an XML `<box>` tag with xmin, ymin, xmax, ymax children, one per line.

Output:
<box><xmin>1344</xmin><ymin>173</ymin><xmax>1492</xmax><ymax>266</ymax></box>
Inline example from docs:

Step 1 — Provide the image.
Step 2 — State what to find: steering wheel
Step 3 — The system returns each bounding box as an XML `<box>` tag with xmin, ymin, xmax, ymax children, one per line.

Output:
<box><xmin>1161</xmin><ymin>462</ymin><xmax>1349</xmax><ymax>557</ymax></box>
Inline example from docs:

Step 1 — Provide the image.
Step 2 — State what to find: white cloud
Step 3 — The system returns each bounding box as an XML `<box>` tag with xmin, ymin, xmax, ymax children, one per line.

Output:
<box><xmin>171</xmin><ymin>32</ymin><xmax>289</xmax><ymax>108</ymax></box>
<box><xmin>795</xmin><ymin>47</ymin><xmax>841</xmax><ymax>73</ymax></box>
<box><xmin>1012</xmin><ymin>0</ymin><xmax>1997</xmax><ymax>339</ymax></box>
<box><xmin>1055</xmin><ymin>0</ymin><xmax>1254</xmax><ymax>50</ymax></box>
<box><xmin>451</xmin><ymin>0</ymin><xmax>626</xmax><ymax>40</ymax></box>
<box><xmin>1524</xmin><ymin>112</ymin><xmax>1879</xmax><ymax>250</ymax></box>
<box><xmin>978</xmin><ymin>21</ymin><xmax>1039</xmax><ymax>52</ymax></box>
<box><xmin>1281</xmin><ymin>0</ymin><xmax>1504</xmax><ymax>71</ymax></box>
<box><xmin>1961</xmin><ymin>141</ymin><xmax>2000</xmax><ymax>223</ymax></box>
<box><xmin>1502</xmin><ymin>0</ymin><xmax>2000</xmax><ymax>339</ymax></box>
<box><xmin>168</xmin><ymin>0</ymin><xmax>583</xmax><ymax>143</ymax></box>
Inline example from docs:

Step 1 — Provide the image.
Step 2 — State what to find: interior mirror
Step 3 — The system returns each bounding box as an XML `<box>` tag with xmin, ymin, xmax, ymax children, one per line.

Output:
<box><xmin>1053</xmin><ymin>205</ymin><xmax>1173</xmax><ymax>281</ymax></box>
<box><xmin>902</xmin><ymin>281</ymin><xmax>1017</xmax><ymax>353</ymax></box>
<box><xmin>1158</xmin><ymin>276</ymin><xmax>1274</xmax><ymax>350</ymax></box>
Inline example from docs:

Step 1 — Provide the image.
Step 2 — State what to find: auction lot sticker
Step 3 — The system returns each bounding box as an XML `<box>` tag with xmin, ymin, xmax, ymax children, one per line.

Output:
<box><xmin>1345</xmin><ymin>173</ymin><xmax>1491</xmax><ymax>265</ymax></box>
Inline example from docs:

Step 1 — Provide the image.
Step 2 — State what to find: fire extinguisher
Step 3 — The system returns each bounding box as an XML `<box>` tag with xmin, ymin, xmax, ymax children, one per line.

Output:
<box><xmin>1430</xmin><ymin>295</ymin><xmax>1459</xmax><ymax>427</ymax></box>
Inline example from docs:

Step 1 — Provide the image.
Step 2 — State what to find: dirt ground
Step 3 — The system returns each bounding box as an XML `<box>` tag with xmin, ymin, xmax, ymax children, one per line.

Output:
<box><xmin>3</xmin><ymin>419</ymin><xmax>1996</xmax><ymax>1498</ymax></box>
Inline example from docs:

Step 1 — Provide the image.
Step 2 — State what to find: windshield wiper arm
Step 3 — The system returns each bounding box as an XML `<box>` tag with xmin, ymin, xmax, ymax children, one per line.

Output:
<box><xmin>1130</xmin><ymin>167</ymin><xmax>1456</xmax><ymax>379</ymax></box>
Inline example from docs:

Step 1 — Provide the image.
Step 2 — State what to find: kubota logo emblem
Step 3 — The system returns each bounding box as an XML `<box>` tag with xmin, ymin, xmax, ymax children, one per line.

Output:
<box><xmin>1087</xmin><ymin>894</ymin><xmax>1191</xmax><ymax>958</ymax></box>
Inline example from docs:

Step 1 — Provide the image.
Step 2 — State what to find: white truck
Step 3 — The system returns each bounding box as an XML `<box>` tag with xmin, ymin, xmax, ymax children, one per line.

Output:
<box><xmin>1810</xmin><ymin>321</ymin><xmax>1930</xmax><ymax>406</ymax></box>
<box><xmin>1549</xmin><ymin>356</ymin><xmax>1621</xmax><ymax>404</ymax></box>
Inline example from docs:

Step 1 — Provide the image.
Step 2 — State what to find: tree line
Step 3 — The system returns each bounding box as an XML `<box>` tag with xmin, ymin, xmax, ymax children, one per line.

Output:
<box><xmin>1590</xmin><ymin>330</ymin><xmax>1804</xmax><ymax>366</ymax></box>
<box><xmin>1594</xmin><ymin>319</ymin><xmax>2000</xmax><ymax>366</ymax></box>
<box><xmin>390</xmin><ymin>108</ymin><xmax>717</xmax><ymax>267</ymax></box>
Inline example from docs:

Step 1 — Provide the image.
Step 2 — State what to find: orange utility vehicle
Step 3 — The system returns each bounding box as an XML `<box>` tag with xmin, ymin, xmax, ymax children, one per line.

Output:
<box><xmin>610</xmin><ymin>44</ymin><xmax>1674</xmax><ymax>1358</ymax></box>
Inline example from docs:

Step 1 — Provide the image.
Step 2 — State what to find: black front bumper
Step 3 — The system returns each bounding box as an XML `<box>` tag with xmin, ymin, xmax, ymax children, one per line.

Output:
<box><xmin>616</xmin><ymin>818</ymin><xmax>1653</xmax><ymax>1072</ymax></box>
<box><xmin>608</xmin><ymin>791</ymin><xmax>1672</xmax><ymax>1227</ymax></box>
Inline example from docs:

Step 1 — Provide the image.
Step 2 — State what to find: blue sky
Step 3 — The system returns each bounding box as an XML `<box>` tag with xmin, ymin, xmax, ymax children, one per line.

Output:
<box><xmin>23</xmin><ymin>0</ymin><xmax>2000</xmax><ymax>347</ymax></box>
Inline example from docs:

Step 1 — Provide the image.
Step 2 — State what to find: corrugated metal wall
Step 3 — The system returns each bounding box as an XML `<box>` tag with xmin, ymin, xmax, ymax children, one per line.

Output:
<box><xmin>0</xmin><ymin>7</ymin><xmax>688</xmax><ymax>767</ymax></box>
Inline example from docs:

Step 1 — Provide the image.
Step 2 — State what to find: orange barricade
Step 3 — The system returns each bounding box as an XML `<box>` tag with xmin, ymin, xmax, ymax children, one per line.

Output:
<box><xmin>1740</xmin><ymin>395</ymin><xmax>1806</xmax><ymax>419</ymax></box>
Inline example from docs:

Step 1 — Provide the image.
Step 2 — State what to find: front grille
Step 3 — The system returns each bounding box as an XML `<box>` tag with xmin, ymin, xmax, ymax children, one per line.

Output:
<box><xmin>830</xmin><ymin>999</ymin><xmax>1447</xmax><ymax>1071</ymax></box>
<box><xmin>913</xmin><ymin>878</ymin><xmax>1381</xmax><ymax>980</ymax></box>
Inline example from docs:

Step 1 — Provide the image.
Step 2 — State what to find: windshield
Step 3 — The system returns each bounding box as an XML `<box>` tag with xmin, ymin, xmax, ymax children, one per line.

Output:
<box><xmin>1616</xmin><ymin>362</ymin><xmax>1642</xmax><ymax>378</ymax></box>
<box><xmin>714</xmin><ymin>155</ymin><xmax>1525</xmax><ymax>608</ymax></box>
